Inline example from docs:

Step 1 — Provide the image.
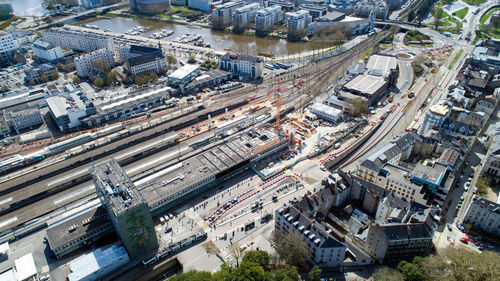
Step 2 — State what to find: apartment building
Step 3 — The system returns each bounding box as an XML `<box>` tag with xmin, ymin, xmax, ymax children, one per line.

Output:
<box><xmin>24</xmin><ymin>64</ymin><xmax>57</xmax><ymax>84</ymax></box>
<box><xmin>233</xmin><ymin>3</ymin><xmax>260</xmax><ymax>27</ymax></box>
<box><xmin>255</xmin><ymin>5</ymin><xmax>283</xmax><ymax>34</ymax></box>
<box><xmin>188</xmin><ymin>0</ymin><xmax>213</xmax><ymax>12</ymax></box>
<box><xmin>5</xmin><ymin>107</ymin><xmax>44</xmax><ymax>133</ymax></box>
<box><xmin>33</xmin><ymin>40</ymin><xmax>64</xmax><ymax>62</ymax></box>
<box><xmin>220</xmin><ymin>52</ymin><xmax>264</xmax><ymax>79</ymax></box>
<box><xmin>463</xmin><ymin>195</ymin><xmax>500</xmax><ymax>236</ymax></box>
<box><xmin>42</xmin><ymin>28</ymin><xmax>112</xmax><ymax>52</ymax></box>
<box><xmin>481</xmin><ymin>132</ymin><xmax>500</xmax><ymax>177</ymax></box>
<box><xmin>0</xmin><ymin>31</ymin><xmax>17</xmax><ymax>61</ymax></box>
<box><xmin>285</xmin><ymin>10</ymin><xmax>312</xmax><ymax>30</ymax></box>
<box><xmin>75</xmin><ymin>48</ymin><xmax>115</xmax><ymax>77</ymax></box>
<box><xmin>212</xmin><ymin>1</ymin><xmax>244</xmax><ymax>26</ymax></box>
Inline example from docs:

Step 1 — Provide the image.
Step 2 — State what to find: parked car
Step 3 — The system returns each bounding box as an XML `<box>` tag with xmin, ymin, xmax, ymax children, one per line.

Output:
<box><xmin>447</xmin><ymin>224</ymin><xmax>453</xmax><ymax>231</ymax></box>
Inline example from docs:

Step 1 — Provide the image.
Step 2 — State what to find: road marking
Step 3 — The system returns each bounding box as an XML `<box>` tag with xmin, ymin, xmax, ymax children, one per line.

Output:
<box><xmin>53</xmin><ymin>185</ymin><xmax>94</xmax><ymax>205</ymax></box>
<box><xmin>0</xmin><ymin>216</ymin><xmax>17</xmax><ymax>229</ymax></box>
<box><xmin>0</xmin><ymin>197</ymin><xmax>12</xmax><ymax>207</ymax></box>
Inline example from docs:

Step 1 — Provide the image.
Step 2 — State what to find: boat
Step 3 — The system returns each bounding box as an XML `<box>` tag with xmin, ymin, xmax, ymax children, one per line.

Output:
<box><xmin>105</xmin><ymin>29</ymin><xmax>111</xmax><ymax>32</ymax></box>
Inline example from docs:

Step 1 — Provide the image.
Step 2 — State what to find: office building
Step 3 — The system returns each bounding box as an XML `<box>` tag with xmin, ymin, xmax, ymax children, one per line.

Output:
<box><xmin>188</xmin><ymin>0</ymin><xmax>213</xmax><ymax>12</ymax></box>
<box><xmin>75</xmin><ymin>48</ymin><xmax>115</xmax><ymax>77</ymax></box>
<box><xmin>124</xmin><ymin>45</ymin><xmax>167</xmax><ymax>76</ymax></box>
<box><xmin>91</xmin><ymin>159</ymin><xmax>159</xmax><ymax>259</ymax></box>
<box><xmin>24</xmin><ymin>64</ymin><xmax>57</xmax><ymax>84</ymax></box>
<box><xmin>5</xmin><ymin>107</ymin><xmax>43</xmax><ymax>134</ymax></box>
<box><xmin>42</xmin><ymin>28</ymin><xmax>112</xmax><ymax>52</ymax></box>
<box><xmin>233</xmin><ymin>3</ymin><xmax>260</xmax><ymax>27</ymax></box>
<box><xmin>220</xmin><ymin>52</ymin><xmax>264</xmax><ymax>79</ymax></box>
<box><xmin>46</xmin><ymin>92</ymin><xmax>96</xmax><ymax>131</ymax></box>
<box><xmin>267</xmin><ymin>0</ymin><xmax>294</xmax><ymax>11</ymax></box>
<box><xmin>32</xmin><ymin>40</ymin><xmax>64</xmax><ymax>62</ymax></box>
<box><xmin>463</xmin><ymin>195</ymin><xmax>500</xmax><ymax>236</ymax></box>
<box><xmin>168</xmin><ymin>64</ymin><xmax>201</xmax><ymax>88</ymax></box>
<box><xmin>255</xmin><ymin>5</ymin><xmax>283</xmax><ymax>35</ymax></box>
<box><xmin>129</xmin><ymin>0</ymin><xmax>170</xmax><ymax>13</ymax></box>
<box><xmin>0</xmin><ymin>31</ymin><xmax>17</xmax><ymax>61</ymax></box>
<box><xmin>309</xmin><ymin>102</ymin><xmax>342</xmax><ymax>123</ymax></box>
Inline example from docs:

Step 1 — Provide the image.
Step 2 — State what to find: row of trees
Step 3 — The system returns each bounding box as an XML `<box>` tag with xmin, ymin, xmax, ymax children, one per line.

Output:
<box><xmin>169</xmin><ymin>249</ymin><xmax>324</xmax><ymax>281</ymax></box>
<box><xmin>29</xmin><ymin>71</ymin><xmax>59</xmax><ymax>85</ymax></box>
<box><xmin>373</xmin><ymin>247</ymin><xmax>500</xmax><ymax>281</ymax></box>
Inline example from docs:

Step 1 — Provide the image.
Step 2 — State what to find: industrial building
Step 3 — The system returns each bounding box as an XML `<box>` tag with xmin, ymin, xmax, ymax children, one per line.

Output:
<box><xmin>366</xmin><ymin>54</ymin><xmax>399</xmax><ymax>85</ymax></box>
<box><xmin>168</xmin><ymin>64</ymin><xmax>201</xmax><ymax>89</ymax></box>
<box><xmin>340</xmin><ymin>74</ymin><xmax>388</xmax><ymax>105</ymax></box>
<box><xmin>68</xmin><ymin>245</ymin><xmax>130</xmax><ymax>281</ymax></box>
<box><xmin>46</xmin><ymin>92</ymin><xmax>96</xmax><ymax>131</ymax></box>
<box><xmin>92</xmin><ymin>159</ymin><xmax>159</xmax><ymax>259</ymax></box>
<box><xmin>220</xmin><ymin>53</ymin><xmax>264</xmax><ymax>79</ymax></box>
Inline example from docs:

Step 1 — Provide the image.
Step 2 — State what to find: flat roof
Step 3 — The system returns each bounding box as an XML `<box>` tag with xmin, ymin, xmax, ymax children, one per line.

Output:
<box><xmin>366</xmin><ymin>55</ymin><xmax>398</xmax><ymax>77</ymax></box>
<box><xmin>15</xmin><ymin>253</ymin><xmax>36</xmax><ymax>281</ymax></box>
<box><xmin>412</xmin><ymin>163</ymin><xmax>448</xmax><ymax>186</ymax></box>
<box><xmin>343</xmin><ymin>74</ymin><xmax>387</xmax><ymax>96</ymax></box>
<box><xmin>0</xmin><ymin>269</ymin><xmax>15</xmax><ymax>281</ymax></box>
<box><xmin>46</xmin><ymin>92</ymin><xmax>87</xmax><ymax>118</ymax></box>
<box><xmin>186</xmin><ymin>69</ymin><xmax>232</xmax><ymax>88</ymax></box>
<box><xmin>99</xmin><ymin>87</ymin><xmax>171</xmax><ymax>112</ymax></box>
<box><xmin>310</xmin><ymin>102</ymin><xmax>342</xmax><ymax>117</ymax></box>
<box><xmin>168</xmin><ymin>64</ymin><xmax>199</xmax><ymax>80</ymax></box>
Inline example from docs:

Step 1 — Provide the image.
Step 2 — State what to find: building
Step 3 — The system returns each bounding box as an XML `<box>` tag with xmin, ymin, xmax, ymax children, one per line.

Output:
<box><xmin>299</xmin><ymin>4</ymin><xmax>328</xmax><ymax>19</ymax></box>
<box><xmin>67</xmin><ymin>245</ymin><xmax>130</xmax><ymax>281</ymax></box>
<box><xmin>341</xmin><ymin>74</ymin><xmax>388</xmax><ymax>105</ymax></box>
<box><xmin>219</xmin><ymin>52</ymin><xmax>264</xmax><ymax>79</ymax></box>
<box><xmin>75</xmin><ymin>48</ymin><xmax>115</xmax><ymax>77</ymax></box>
<box><xmin>42</xmin><ymin>28</ymin><xmax>112</xmax><ymax>52</ymax></box>
<box><xmin>14</xmin><ymin>253</ymin><xmax>38</xmax><ymax>281</ymax></box>
<box><xmin>255</xmin><ymin>5</ymin><xmax>283</xmax><ymax>35</ymax></box>
<box><xmin>419</xmin><ymin>100</ymin><xmax>451</xmax><ymax>135</ymax></box>
<box><xmin>185</xmin><ymin>69</ymin><xmax>233</xmax><ymax>94</ymax></box>
<box><xmin>267</xmin><ymin>0</ymin><xmax>294</xmax><ymax>11</ymax></box>
<box><xmin>168</xmin><ymin>64</ymin><xmax>201</xmax><ymax>89</ymax></box>
<box><xmin>188</xmin><ymin>0</ymin><xmax>213</xmax><ymax>12</ymax></box>
<box><xmin>9</xmin><ymin>29</ymin><xmax>37</xmax><ymax>47</ymax></box>
<box><xmin>24</xmin><ymin>64</ymin><xmax>57</xmax><ymax>84</ymax></box>
<box><xmin>212</xmin><ymin>1</ymin><xmax>245</xmax><ymax>27</ymax></box>
<box><xmin>81</xmin><ymin>0</ymin><xmax>104</xmax><ymax>9</ymax></box>
<box><xmin>32</xmin><ymin>40</ymin><xmax>64</xmax><ymax>62</ymax></box>
<box><xmin>481</xmin><ymin>132</ymin><xmax>500</xmax><ymax>177</ymax></box>
<box><xmin>285</xmin><ymin>10</ymin><xmax>312</xmax><ymax>31</ymax></box>
<box><xmin>233</xmin><ymin>3</ymin><xmax>260</xmax><ymax>28</ymax></box>
<box><xmin>366</xmin><ymin>54</ymin><xmax>398</xmax><ymax>84</ymax></box>
<box><xmin>463</xmin><ymin>195</ymin><xmax>500</xmax><ymax>236</ymax></box>
<box><xmin>0</xmin><ymin>4</ymin><xmax>13</xmax><ymax>20</ymax></box>
<box><xmin>124</xmin><ymin>45</ymin><xmax>167</xmax><ymax>76</ymax></box>
<box><xmin>129</xmin><ymin>0</ymin><xmax>170</xmax><ymax>13</ymax></box>
<box><xmin>46</xmin><ymin>92</ymin><xmax>96</xmax><ymax>131</ymax></box>
<box><xmin>91</xmin><ymin>159</ymin><xmax>159</xmax><ymax>259</ymax></box>
<box><xmin>171</xmin><ymin>0</ymin><xmax>187</xmax><ymax>5</ymax></box>
<box><xmin>310</xmin><ymin>102</ymin><xmax>342</xmax><ymax>123</ymax></box>
<box><xmin>0</xmin><ymin>31</ymin><xmax>17</xmax><ymax>61</ymax></box>
<box><xmin>46</xmin><ymin>203</ymin><xmax>114</xmax><ymax>259</ymax></box>
<box><xmin>5</xmin><ymin>107</ymin><xmax>44</xmax><ymax>134</ymax></box>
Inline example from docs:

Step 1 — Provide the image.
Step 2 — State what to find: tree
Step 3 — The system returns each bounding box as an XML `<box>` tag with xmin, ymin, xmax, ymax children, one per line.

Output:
<box><xmin>308</xmin><ymin>266</ymin><xmax>322</xmax><ymax>281</ymax></box>
<box><xmin>92</xmin><ymin>60</ymin><xmax>110</xmax><ymax>72</ymax></box>
<box><xmin>51</xmin><ymin>72</ymin><xmax>59</xmax><ymax>81</ymax></box>
<box><xmin>149</xmin><ymin>72</ymin><xmax>158</xmax><ymax>82</ymax></box>
<box><xmin>242</xmin><ymin>250</ymin><xmax>271</xmax><ymax>269</ymax></box>
<box><xmin>72</xmin><ymin>75</ymin><xmax>80</xmax><ymax>84</ymax></box>
<box><xmin>408</xmin><ymin>10</ymin><xmax>416</xmax><ymax>22</ymax></box>
<box><xmin>167</xmin><ymin>55</ymin><xmax>177</xmax><ymax>65</ymax></box>
<box><xmin>232</xmin><ymin>261</ymin><xmax>266</xmax><ymax>280</ymax></box>
<box><xmin>415</xmin><ymin>34</ymin><xmax>423</xmax><ymax>44</ymax></box>
<box><xmin>168</xmin><ymin>270</ymin><xmax>212</xmax><ymax>281</ymax></box>
<box><xmin>270</xmin><ymin>230</ymin><xmax>309</xmax><ymax>270</ymax></box>
<box><xmin>434</xmin><ymin>8</ymin><xmax>444</xmax><ymax>30</ymax></box>
<box><xmin>372</xmin><ymin>267</ymin><xmax>405</xmax><ymax>281</ymax></box>
<box><xmin>40</xmin><ymin>75</ymin><xmax>48</xmax><ymax>83</ymax></box>
<box><xmin>28</xmin><ymin>80</ymin><xmax>35</xmax><ymax>86</ymax></box>
<box><xmin>272</xmin><ymin>266</ymin><xmax>300</xmax><ymax>281</ymax></box>
<box><xmin>396</xmin><ymin>260</ymin><xmax>425</xmax><ymax>281</ymax></box>
<box><xmin>229</xmin><ymin>242</ymin><xmax>244</xmax><ymax>267</ymax></box>
<box><xmin>188</xmin><ymin>54</ymin><xmax>196</xmax><ymax>64</ymax></box>
<box><xmin>94</xmin><ymin>78</ymin><xmax>104</xmax><ymax>88</ymax></box>
<box><xmin>134</xmin><ymin>76</ymin><xmax>144</xmax><ymax>85</ymax></box>
<box><xmin>411</xmin><ymin>54</ymin><xmax>425</xmax><ymax>76</ymax></box>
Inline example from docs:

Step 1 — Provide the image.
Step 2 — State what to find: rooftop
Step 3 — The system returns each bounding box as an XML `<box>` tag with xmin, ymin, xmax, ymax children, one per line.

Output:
<box><xmin>46</xmin><ymin>92</ymin><xmax>89</xmax><ymax>118</ymax></box>
<box><xmin>91</xmin><ymin>159</ymin><xmax>146</xmax><ymax>217</ymax></box>
<box><xmin>310</xmin><ymin>102</ymin><xmax>342</xmax><ymax>117</ymax></box>
<box><xmin>168</xmin><ymin>64</ymin><xmax>200</xmax><ymax>80</ymax></box>
<box><xmin>343</xmin><ymin>74</ymin><xmax>387</xmax><ymax>96</ymax></box>
<box><xmin>429</xmin><ymin>100</ymin><xmax>450</xmax><ymax>116</ymax></box>
<box><xmin>97</xmin><ymin>86</ymin><xmax>171</xmax><ymax>112</ymax></box>
<box><xmin>366</xmin><ymin>55</ymin><xmax>398</xmax><ymax>77</ymax></box>
<box><xmin>33</xmin><ymin>40</ymin><xmax>55</xmax><ymax>50</ymax></box>
<box><xmin>380</xmin><ymin>223</ymin><xmax>432</xmax><ymax>241</ymax></box>
<box><xmin>411</xmin><ymin>163</ymin><xmax>449</xmax><ymax>187</ymax></box>
<box><xmin>221</xmin><ymin>52</ymin><xmax>263</xmax><ymax>64</ymax></box>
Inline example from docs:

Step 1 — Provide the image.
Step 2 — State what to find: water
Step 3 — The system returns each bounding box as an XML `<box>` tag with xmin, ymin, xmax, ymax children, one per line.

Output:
<box><xmin>76</xmin><ymin>17</ymin><xmax>335</xmax><ymax>56</ymax></box>
<box><xmin>0</xmin><ymin>0</ymin><xmax>49</xmax><ymax>16</ymax></box>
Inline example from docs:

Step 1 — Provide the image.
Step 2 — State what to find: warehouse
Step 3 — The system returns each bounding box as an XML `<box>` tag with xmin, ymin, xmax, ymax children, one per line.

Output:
<box><xmin>341</xmin><ymin>74</ymin><xmax>388</xmax><ymax>105</ymax></box>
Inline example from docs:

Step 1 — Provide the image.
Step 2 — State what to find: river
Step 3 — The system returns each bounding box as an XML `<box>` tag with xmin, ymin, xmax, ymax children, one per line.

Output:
<box><xmin>0</xmin><ymin>0</ymin><xmax>49</xmax><ymax>16</ymax></box>
<box><xmin>76</xmin><ymin>16</ymin><xmax>334</xmax><ymax>57</ymax></box>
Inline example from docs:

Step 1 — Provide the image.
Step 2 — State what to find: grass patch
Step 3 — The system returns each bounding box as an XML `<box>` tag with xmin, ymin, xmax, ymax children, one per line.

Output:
<box><xmin>449</xmin><ymin>49</ymin><xmax>463</xmax><ymax>69</ymax></box>
<box><xmin>0</xmin><ymin>17</ymin><xmax>19</xmax><ymax>30</ymax></box>
<box><xmin>480</xmin><ymin>8</ymin><xmax>500</xmax><ymax>24</ymax></box>
<box><xmin>476</xmin><ymin>176</ymin><xmax>492</xmax><ymax>197</ymax></box>
<box><xmin>432</xmin><ymin>8</ymin><xmax>450</xmax><ymax>18</ymax></box>
<box><xmin>452</xmin><ymin>7</ymin><xmax>469</xmax><ymax>20</ymax></box>
<box><xmin>302</xmin><ymin>176</ymin><xmax>317</xmax><ymax>185</ymax></box>
<box><xmin>462</xmin><ymin>0</ymin><xmax>487</xmax><ymax>5</ymax></box>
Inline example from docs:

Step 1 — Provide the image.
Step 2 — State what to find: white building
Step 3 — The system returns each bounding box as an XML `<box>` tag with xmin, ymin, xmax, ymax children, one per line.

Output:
<box><xmin>80</xmin><ymin>0</ymin><xmax>103</xmax><ymax>9</ymax></box>
<box><xmin>125</xmin><ymin>45</ymin><xmax>167</xmax><ymax>76</ymax></box>
<box><xmin>463</xmin><ymin>195</ymin><xmax>500</xmax><ymax>236</ymax></box>
<box><xmin>42</xmin><ymin>28</ymin><xmax>112</xmax><ymax>52</ymax></box>
<box><xmin>6</xmin><ymin>107</ymin><xmax>44</xmax><ymax>134</ymax></box>
<box><xmin>75</xmin><ymin>48</ymin><xmax>115</xmax><ymax>77</ymax></box>
<box><xmin>46</xmin><ymin>93</ymin><xmax>96</xmax><ymax>131</ymax></box>
<box><xmin>285</xmin><ymin>10</ymin><xmax>312</xmax><ymax>30</ymax></box>
<box><xmin>212</xmin><ymin>1</ymin><xmax>245</xmax><ymax>22</ymax></box>
<box><xmin>233</xmin><ymin>3</ymin><xmax>260</xmax><ymax>27</ymax></box>
<box><xmin>419</xmin><ymin>100</ymin><xmax>451</xmax><ymax>135</ymax></box>
<box><xmin>0</xmin><ymin>31</ymin><xmax>17</xmax><ymax>61</ymax></box>
<box><xmin>310</xmin><ymin>102</ymin><xmax>342</xmax><ymax>123</ymax></box>
<box><xmin>255</xmin><ymin>5</ymin><xmax>283</xmax><ymax>33</ymax></box>
<box><xmin>220</xmin><ymin>53</ymin><xmax>264</xmax><ymax>79</ymax></box>
<box><xmin>9</xmin><ymin>30</ymin><xmax>37</xmax><ymax>47</ymax></box>
<box><xmin>32</xmin><ymin>40</ymin><xmax>64</xmax><ymax>62</ymax></box>
<box><xmin>481</xmin><ymin>132</ymin><xmax>500</xmax><ymax>177</ymax></box>
<box><xmin>67</xmin><ymin>245</ymin><xmax>130</xmax><ymax>281</ymax></box>
<box><xmin>168</xmin><ymin>64</ymin><xmax>200</xmax><ymax>88</ymax></box>
<box><xmin>188</xmin><ymin>0</ymin><xmax>213</xmax><ymax>12</ymax></box>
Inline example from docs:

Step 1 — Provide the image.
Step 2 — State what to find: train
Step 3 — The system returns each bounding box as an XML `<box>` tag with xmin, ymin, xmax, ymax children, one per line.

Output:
<box><xmin>142</xmin><ymin>230</ymin><xmax>207</xmax><ymax>266</ymax></box>
<box><xmin>44</xmin><ymin>133</ymin><xmax>93</xmax><ymax>155</ymax></box>
<box><xmin>275</xmin><ymin>62</ymin><xmax>290</xmax><ymax>69</ymax></box>
<box><xmin>0</xmin><ymin>154</ymin><xmax>45</xmax><ymax>175</ymax></box>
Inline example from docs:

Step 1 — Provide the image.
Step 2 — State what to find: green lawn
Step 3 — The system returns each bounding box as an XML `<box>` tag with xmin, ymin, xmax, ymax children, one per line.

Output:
<box><xmin>462</xmin><ymin>0</ymin><xmax>487</xmax><ymax>5</ymax></box>
<box><xmin>453</xmin><ymin>7</ymin><xmax>469</xmax><ymax>19</ymax></box>
<box><xmin>481</xmin><ymin>8</ymin><xmax>500</xmax><ymax>24</ymax></box>
<box><xmin>432</xmin><ymin>8</ymin><xmax>450</xmax><ymax>18</ymax></box>
<box><xmin>449</xmin><ymin>49</ymin><xmax>463</xmax><ymax>69</ymax></box>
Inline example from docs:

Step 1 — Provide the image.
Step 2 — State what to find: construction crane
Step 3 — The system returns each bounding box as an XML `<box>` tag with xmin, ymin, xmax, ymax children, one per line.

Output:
<box><xmin>267</xmin><ymin>79</ymin><xmax>283</xmax><ymax>131</ymax></box>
